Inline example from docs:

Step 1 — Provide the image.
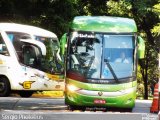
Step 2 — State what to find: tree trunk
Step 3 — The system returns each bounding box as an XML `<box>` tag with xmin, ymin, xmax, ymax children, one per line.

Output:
<box><xmin>144</xmin><ymin>49</ymin><xmax>149</xmax><ymax>99</ymax></box>
<box><xmin>139</xmin><ymin>49</ymin><xmax>149</xmax><ymax>99</ymax></box>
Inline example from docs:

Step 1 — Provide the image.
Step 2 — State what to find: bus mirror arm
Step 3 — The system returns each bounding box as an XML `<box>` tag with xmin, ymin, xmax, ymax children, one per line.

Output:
<box><xmin>104</xmin><ymin>59</ymin><xmax>119</xmax><ymax>83</ymax></box>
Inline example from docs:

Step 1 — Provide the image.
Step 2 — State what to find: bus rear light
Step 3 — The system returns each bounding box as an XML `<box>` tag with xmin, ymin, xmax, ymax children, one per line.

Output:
<box><xmin>67</xmin><ymin>84</ymin><xmax>81</xmax><ymax>92</ymax></box>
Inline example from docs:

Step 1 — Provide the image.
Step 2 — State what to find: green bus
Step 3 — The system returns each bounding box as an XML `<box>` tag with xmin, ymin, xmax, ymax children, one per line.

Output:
<box><xmin>61</xmin><ymin>16</ymin><xmax>145</xmax><ymax>111</ymax></box>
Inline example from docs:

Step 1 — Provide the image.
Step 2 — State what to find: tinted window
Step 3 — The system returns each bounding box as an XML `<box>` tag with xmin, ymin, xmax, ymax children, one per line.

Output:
<box><xmin>0</xmin><ymin>33</ymin><xmax>9</xmax><ymax>56</ymax></box>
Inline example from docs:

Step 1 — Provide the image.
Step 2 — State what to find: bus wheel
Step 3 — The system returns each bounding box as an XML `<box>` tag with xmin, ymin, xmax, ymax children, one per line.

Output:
<box><xmin>68</xmin><ymin>105</ymin><xmax>75</xmax><ymax>111</ymax></box>
<box><xmin>68</xmin><ymin>105</ymin><xmax>86</xmax><ymax>111</ymax></box>
<box><xmin>0</xmin><ymin>77</ymin><xmax>11</xmax><ymax>97</ymax></box>
<box><xmin>19</xmin><ymin>91</ymin><xmax>34</xmax><ymax>97</ymax></box>
<box><xmin>123</xmin><ymin>108</ymin><xmax>132</xmax><ymax>112</ymax></box>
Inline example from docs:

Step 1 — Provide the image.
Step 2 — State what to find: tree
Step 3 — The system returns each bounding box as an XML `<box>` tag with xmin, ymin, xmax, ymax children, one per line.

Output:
<box><xmin>0</xmin><ymin>0</ymin><xmax>78</xmax><ymax>37</ymax></box>
<box><xmin>152</xmin><ymin>3</ymin><xmax>160</xmax><ymax>36</ymax></box>
<box><xmin>76</xmin><ymin>0</ymin><xmax>108</xmax><ymax>15</ymax></box>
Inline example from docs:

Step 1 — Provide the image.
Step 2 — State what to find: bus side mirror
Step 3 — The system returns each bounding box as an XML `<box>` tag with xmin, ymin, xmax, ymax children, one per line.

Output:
<box><xmin>0</xmin><ymin>44</ymin><xmax>8</xmax><ymax>55</ymax></box>
<box><xmin>20</xmin><ymin>39</ymin><xmax>46</xmax><ymax>56</ymax></box>
<box><xmin>138</xmin><ymin>36</ymin><xmax>145</xmax><ymax>59</ymax></box>
<box><xmin>60</xmin><ymin>33</ymin><xmax>67</xmax><ymax>56</ymax></box>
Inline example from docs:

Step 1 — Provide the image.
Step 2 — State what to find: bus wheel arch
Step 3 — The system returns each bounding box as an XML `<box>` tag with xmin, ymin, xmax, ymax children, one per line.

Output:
<box><xmin>0</xmin><ymin>75</ymin><xmax>11</xmax><ymax>97</ymax></box>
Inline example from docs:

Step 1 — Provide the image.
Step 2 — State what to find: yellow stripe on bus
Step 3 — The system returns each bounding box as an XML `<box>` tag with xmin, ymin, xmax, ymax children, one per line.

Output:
<box><xmin>46</xmin><ymin>73</ymin><xmax>64</xmax><ymax>81</ymax></box>
<box><xmin>0</xmin><ymin>60</ymin><xmax>3</xmax><ymax>64</ymax></box>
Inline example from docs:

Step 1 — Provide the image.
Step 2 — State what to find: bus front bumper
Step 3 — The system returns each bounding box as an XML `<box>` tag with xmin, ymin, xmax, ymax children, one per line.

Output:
<box><xmin>65</xmin><ymin>87</ymin><xmax>136</xmax><ymax>108</ymax></box>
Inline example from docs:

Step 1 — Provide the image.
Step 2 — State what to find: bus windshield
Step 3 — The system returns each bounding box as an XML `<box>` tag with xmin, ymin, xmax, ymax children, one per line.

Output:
<box><xmin>35</xmin><ymin>36</ymin><xmax>62</xmax><ymax>73</ymax></box>
<box><xmin>7</xmin><ymin>32</ymin><xmax>62</xmax><ymax>74</ymax></box>
<box><xmin>68</xmin><ymin>32</ymin><xmax>135</xmax><ymax>81</ymax></box>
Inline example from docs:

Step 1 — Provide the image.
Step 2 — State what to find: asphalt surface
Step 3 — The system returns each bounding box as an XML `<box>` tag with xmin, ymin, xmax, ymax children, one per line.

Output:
<box><xmin>0</xmin><ymin>97</ymin><xmax>158</xmax><ymax>120</ymax></box>
<box><xmin>0</xmin><ymin>97</ymin><xmax>154</xmax><ymax>112</ymax></box>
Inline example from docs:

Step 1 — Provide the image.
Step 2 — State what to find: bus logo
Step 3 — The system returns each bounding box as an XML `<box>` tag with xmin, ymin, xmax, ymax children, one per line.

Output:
<box><xmin>22</xmin><ymin>81</ymin><xmax>35</xmax><ymax>89</ymax></box>
<box><xmin>98</xmin><ymin>91</ymin><xmax>103</xmax><ymax>96</ymax></box>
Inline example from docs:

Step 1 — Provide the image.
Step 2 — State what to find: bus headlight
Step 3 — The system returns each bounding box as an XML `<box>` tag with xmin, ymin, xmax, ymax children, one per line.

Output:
<box><xmin>67</xmin><ymin>84</ymin><xmax>81</xmax><ymax>92</ymax></box>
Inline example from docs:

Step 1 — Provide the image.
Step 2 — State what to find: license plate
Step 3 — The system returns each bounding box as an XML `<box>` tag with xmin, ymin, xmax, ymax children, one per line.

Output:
<box><xmin>94</xmin><ymin>99</ymin><xmax>106</xmax><ymax>104</ymax></box>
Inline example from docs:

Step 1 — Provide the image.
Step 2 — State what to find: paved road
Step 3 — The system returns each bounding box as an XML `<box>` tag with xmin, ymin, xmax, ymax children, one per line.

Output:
<box><xmin>0</xmin><ymin>97</ymin><xmax>153</xmax><ymax>112</ymax></box>
<box><xmin>0</xmin><ymin>97</ymin><xmax>65</xmax><ymax>110</ymax></box>
<box><xmin>0</xmin><ymin>97</ymin><xmax>158</xmax><ymax>120</ymax></box>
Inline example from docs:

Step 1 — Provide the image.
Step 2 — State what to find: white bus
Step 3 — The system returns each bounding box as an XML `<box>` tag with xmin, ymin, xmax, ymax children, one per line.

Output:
<box><xmin>0</xmin><ymin>23</ymin><xmax>64</xmax><ymax>97</ymax></box>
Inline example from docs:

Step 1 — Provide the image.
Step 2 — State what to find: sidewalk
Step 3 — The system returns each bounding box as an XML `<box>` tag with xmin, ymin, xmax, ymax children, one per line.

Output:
<box><xmin>133</xmin><ymin>99</ymin><xmax>152</xmax><ymax>113</ymax></box>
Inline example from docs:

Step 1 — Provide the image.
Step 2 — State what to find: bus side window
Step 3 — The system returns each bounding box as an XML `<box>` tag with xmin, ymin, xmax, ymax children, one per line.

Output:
<box><xmin>12</xmin><ymin>35</ymin><xmax>23</xmax><ymax>61</ymax></box>
<box><xmin>23</xmin><ymin>46</ymin><xmax>36</xmax><ymax>67</ymax></box>
<box><xmin>22</xmin><ymin>45</ymin><xmax>42</xmax><ymax>69</ymax></box>
<box><xmin>0</xmin><ymin>34</ymin><xmax>9</xmax><ymax>56</ymax></box>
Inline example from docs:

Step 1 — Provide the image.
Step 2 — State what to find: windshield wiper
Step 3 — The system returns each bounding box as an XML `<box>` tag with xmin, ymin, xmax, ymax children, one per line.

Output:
<box><xmin>104</xmin><ymin>59</ymin><xmax>119</xmax><ymax>83</ymax></box>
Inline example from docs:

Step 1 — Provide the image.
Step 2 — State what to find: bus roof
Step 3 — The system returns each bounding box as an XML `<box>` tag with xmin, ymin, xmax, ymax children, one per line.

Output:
<box><xmin>71</xmin><ymin>16</ymin><xmax>137</xmax><ymax>33</ymax></box>
<box><xmin>0</xmin><ymin>23</ymin><xmax>57</xmax><ymax>38</ymax></box>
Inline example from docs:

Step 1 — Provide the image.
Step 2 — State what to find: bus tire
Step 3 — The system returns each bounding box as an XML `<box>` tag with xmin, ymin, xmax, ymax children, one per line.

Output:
<box><xmin>19</xmin><ymin>91</ymin><xmax>34</xmax><ymax>97</ymax></box>
<box><xmin>0</xmin><ymin>77</ymin><xmax>11</xmax><ymax>97</ymax></box>
<box><xmin>123</xmin><ymin>108</ymin><xmax>132</xmax><ymax>112</ymax></box>
<box><xmin>68</xmin><ymin>105</ymin><xmax>86</xmax><ymax>111</ymax></box>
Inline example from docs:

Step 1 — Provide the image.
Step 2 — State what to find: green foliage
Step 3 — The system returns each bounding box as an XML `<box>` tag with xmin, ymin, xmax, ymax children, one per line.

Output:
<box><xmin>107</xmin><ymin>0</ymin><xmax>132</xmax><ymax>17</ymax></box>
<box><xmin>152</xmin><ymin>3</ymin><xmax>160</xmax><ymax>36</ymax></box>
<box><xmin>38</xmin><ymin>0</ymin><xmax>78</xmax><ymax>37</ymax></box>
<box><xmin>75</xmin><ymin>0</ymin><xmax>108</xmax><ymax>15</ymax></box>
<box><xmin>0</xmin><ymin>0</ymin><xmax>78</xmax><ymax>37</ymax></box>
<box><xmin>152</xmin><ymin>24</ymin><xmax>160</xmax><ymax>36</ymax></box>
